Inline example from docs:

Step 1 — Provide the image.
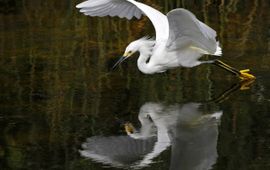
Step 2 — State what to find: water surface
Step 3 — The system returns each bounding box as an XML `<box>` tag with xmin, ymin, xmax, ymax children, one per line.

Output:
<box><xmin>0</xmin><ymin>0</ymin><xmax>269</xmax><ymax>170</ymax></box>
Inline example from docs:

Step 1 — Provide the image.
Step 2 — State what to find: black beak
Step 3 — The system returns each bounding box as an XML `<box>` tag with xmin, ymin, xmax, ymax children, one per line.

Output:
<box><xmin>112</xmin><ymin>56</ymin><xmax>128</xmax><ymax>69</ymax></box>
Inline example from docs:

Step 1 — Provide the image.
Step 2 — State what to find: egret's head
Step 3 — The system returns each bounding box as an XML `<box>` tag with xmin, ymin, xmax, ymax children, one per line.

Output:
<box><xmin>112</xmin><ymin>37</ymin><xmax>155</xmax><ymax>69</ymax></box>
<box><xmin>112</xmin><ymin>41</ymin><xmax>140</xmax><ymax>69</ymax></box>
<box><xmin>124</xmin><ymin>41</ymin><xmax>141</xmax><ymax>57</ymax></box>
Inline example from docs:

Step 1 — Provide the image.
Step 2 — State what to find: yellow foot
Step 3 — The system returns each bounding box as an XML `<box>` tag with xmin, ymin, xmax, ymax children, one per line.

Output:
<box><xmin>239</xmin><ymin>69</ymin><xmax>256</xmax><ymax>80</ymax></box>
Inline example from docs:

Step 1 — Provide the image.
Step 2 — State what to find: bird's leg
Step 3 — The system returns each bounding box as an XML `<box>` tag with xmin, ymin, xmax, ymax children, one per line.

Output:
<box><xmin>200</xmin><ymin>60</ymin><xmax>215</xmax><ymax>64</ymax></box>
<box><xmin>213</xmin><ymin>60</ymin><xmax>240</xmax><ymax>76</ymax></box>
<box><xmin>212</xmin><ymin>60</ymin><xmax>256</xmax><ymax>80</ymax></box>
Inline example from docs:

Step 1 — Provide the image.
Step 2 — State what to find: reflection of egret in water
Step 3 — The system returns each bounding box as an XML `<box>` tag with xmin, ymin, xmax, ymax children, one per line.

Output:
<box><xmin>79</xmin><ymin>80</ymin><xmax>255</xmax><ymax>169</ymax></box>
<box><xmin>80</xmin><ymin>102</ymin><xmax>222</xmax><ymax>169</ymax></box>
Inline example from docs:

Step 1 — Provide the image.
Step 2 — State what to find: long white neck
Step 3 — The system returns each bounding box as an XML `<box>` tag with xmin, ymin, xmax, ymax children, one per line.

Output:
<box><xmin>137</xmin><ymin>53</ymin><xmax>154</xmax><ymax>74</ymax></box>
<box><xmin>136</xmin><ymin>39</ymin><xmax>158</xmax><ymax>74</ymax></box>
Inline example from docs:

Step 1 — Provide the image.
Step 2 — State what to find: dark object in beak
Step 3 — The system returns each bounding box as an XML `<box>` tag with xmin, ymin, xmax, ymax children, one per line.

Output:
<box><xmin>112</xmin><ymin>56</ymin><xmax>128</xmax><ymax>69</ymax></box>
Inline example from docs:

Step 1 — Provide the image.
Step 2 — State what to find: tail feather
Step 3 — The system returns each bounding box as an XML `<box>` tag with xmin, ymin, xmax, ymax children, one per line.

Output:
<box><xmin>214</xmin><ymin>42</ymin><xmax>222</xmax><ymax>56</ymax></box>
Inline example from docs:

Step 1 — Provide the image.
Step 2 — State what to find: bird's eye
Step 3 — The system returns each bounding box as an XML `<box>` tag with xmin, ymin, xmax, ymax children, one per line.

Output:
<box><xmin>128</xmin><ymin>51</ymin><xmax>132</xmax><ymax>54</ymax></box>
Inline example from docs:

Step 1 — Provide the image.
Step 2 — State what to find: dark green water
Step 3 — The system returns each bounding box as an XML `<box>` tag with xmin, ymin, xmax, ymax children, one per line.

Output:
<box><xmin>0</xmin><ymin>0</ymin><xmax>269</xmax><ymax>170</ymax></box>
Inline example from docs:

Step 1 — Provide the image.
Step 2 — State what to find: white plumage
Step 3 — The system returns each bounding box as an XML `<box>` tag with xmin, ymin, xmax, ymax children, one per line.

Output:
<box><xmin>77</xmin><ymin>0</ymin><xmax>222</xmax><ymax>74</ymax></box>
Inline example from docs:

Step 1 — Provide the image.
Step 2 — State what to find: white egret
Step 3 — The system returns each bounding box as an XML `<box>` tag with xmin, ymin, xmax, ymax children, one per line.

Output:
<box><xmin>76</xmin><ymin>0</ymin><xmax>255</xmax><ymax>79</ymax></box>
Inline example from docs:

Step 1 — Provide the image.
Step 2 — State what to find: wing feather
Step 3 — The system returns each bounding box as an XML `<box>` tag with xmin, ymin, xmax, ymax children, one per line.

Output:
<box><xmin>166</xmin><ymin>9</ymin><xmax>218</xmax><ymax>54</ymax></box>
<box><xmin>77</xmin><ymin>0</ymin><xmax>144</xmax><ymax>20</ymax></box>
<box><xmin>119</xmin><ymin>4</ymin><xmax>131</xmax><ymax>18</ymax></box>
<box><xmin>82</xmin><ymin>3</ymin><xmax>115</xmax><ymax>13</ymax></box>
<box><xmin>85</xmin><ymin>4</ymin><xmax>114</xmax><ymax>16</ymax></box>
<box><xmin>120</xmin><ymin>5</ymin><xmax>133</xmax><ymax>19</ymax></box>
<box><xmin>126</xmin><ymin>6</ymin><xmax>137</xmax><ymax>19</ymax></box>
<box><xmin>76</xmin><ymin>0</ymin><xmax>169</xmax><ymax>41</ymax></box>
<box><xmin>134</xmin><ymin>7</ymin><xmax>142</xmax><ymax>19</ymax></box>
<box><xmin>80</xmin><ymin>135</ymin><xmax>156</xmax><ymax>168</ymax></box>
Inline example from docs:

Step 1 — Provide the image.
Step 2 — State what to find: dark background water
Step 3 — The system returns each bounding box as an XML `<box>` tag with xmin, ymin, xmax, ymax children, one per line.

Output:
<box><xmin>0</xmin><ymin>0</ymin><xmax>269</xmax><ymax>169</ymax></box>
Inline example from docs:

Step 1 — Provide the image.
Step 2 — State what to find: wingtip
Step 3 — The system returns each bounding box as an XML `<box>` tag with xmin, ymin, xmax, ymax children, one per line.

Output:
<box><xmin>75</xmin><ymin>4</ymin><xmax>82</xmax><ymax>8</ymax></box>
<box><xmin>76</xmin><ymin>1</ymin><xmax>89</xmax><ymax>8</ymax></box>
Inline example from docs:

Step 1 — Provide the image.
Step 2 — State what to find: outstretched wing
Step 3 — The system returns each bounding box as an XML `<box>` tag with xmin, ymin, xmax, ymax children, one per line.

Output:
<box><xmin>166</xmin><ymin>9</ymin><xmax>218</xmax><ymax>54</ymax></box>
<box><xmin>80</xmin><ymin>135</ymin><xmax>156</xmax><ymax>168</ymax></box>
<box><xmin>76</xmin><ymin>0</ymin><xmax>169</xmax><ymax>41</ymax></box>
